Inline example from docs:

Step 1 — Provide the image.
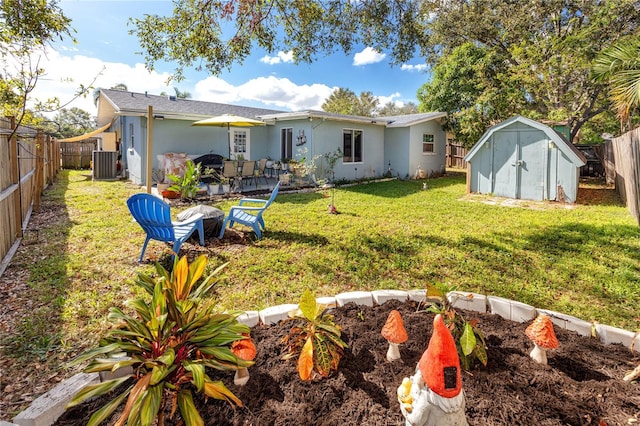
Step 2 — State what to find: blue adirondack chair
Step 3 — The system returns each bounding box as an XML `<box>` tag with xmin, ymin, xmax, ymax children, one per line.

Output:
<box><xmin>218</xmin><ymin>181</ymin><xmax>281</xmax><ymax>239</ymax></box>
<box><xmin>127</xmin><ymin>193</ymin><xmax>205</xmax><ymax>262</ymax></box>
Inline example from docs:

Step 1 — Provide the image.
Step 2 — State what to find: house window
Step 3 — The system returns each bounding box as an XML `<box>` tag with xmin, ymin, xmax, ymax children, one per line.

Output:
<box><xmin>129</xmin><ymin>123</ymin><xmax>134</xmax><ymax>149</ymax></box>
<box><xmin>235</xmin><ymin>131</ymin><xmax>247</xmax><ymax>154</ymax></box>
<box><xmin>343</xmin><ymin>129</ymin><xmax>363</xmax><ymax>163</ymax></box>
<box><xmin>281</xmin><ymin>128</ymin><xmax>293</xmax><ymax>160</ymax></box>
<box><xmin>423</xmin><ymin>134</ymin><xmax>435</xmax><ymax>154</ymax></box>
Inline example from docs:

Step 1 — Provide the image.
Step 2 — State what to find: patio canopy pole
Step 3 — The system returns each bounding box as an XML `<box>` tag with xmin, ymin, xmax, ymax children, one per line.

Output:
<box><xmin>146</xmin><ymin>105</ymin><xmax>153</xmax><ymax>194</ymax></box>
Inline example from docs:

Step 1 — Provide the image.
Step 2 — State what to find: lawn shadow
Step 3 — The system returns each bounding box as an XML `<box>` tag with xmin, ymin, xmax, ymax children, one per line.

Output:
<box><xmin>0</xmin><ymin>171</ymin><xmax>72</xmax><ymax>362</ymax></box>
<box><xmin>340</xmin><ymin>172</ymin><xmax>466</xmax><ymax>198</ymax></box>
<box><xmin>266</xmin><ymin>230</ymin><xmax>331</xmax><ymax>246</ymax></box>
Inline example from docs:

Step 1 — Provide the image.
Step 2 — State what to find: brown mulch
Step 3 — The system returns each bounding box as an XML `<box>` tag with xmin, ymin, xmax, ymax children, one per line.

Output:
<box><xmin>56</xmin><ymin>299</ymin><xmax>640</xmax><ymax>425</ymax></box>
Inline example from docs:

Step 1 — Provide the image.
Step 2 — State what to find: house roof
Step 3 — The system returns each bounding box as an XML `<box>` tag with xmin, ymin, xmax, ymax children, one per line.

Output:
<box><xmin>383</xmin><ymin>112</ymin><xmax>447</xmax><ymax>127</ymax></box>
<box><xmin>257</xmin><ymin>110</ymin><xmax>446</xmax><ymax>127</ymax></box>
<box><xmin>257</xmin><ymin>110</ymin><xmax>388</xmax><ymax>126</ymax></box>
<box><xmin>97</xmin><ymin>89</ymin><xmax>284</xmax><ymax>124</ymax></box>
<box><xmin>97</xmin><ymin>89</ymin><xmax>447</xmax><ymax>129</ymax></box>
<box><xmin>464</xmin><ymin>115</ymin><xmax>587</xmax><ymax>166</ymax></box>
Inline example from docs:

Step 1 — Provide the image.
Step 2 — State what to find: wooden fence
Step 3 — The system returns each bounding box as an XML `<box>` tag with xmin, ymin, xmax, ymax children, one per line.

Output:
<box><xmin>61</xmin><ymin>140</ymin><xmax>95</xmax><ymax>168</ymax></box>
<box><xmin>446</xmin><ymin>141</ymin><xmax>468</xmax><ymax>169</ymax></box>
<box><xmin>610</xmin><ymin>127</ymin><xmax>640</xmax><ymax>225</ymax></box>
<box><xmin>0</xmin><ymin>117</ymin><xmax>61</xmax><ymax>276</ymax></box>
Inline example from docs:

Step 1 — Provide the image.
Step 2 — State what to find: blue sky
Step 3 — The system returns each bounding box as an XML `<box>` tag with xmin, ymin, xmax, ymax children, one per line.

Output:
<box><xmin>32</xmin><ymin>0</ymin><xmax>431</xmax><ymax>117</ymax></box>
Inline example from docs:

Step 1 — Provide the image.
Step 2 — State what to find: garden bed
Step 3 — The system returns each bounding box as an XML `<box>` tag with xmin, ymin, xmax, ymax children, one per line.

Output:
<box><xmin>56</xmin><ymin>299</ymin><xmax>640</xmax><ymax>425</ymax></box>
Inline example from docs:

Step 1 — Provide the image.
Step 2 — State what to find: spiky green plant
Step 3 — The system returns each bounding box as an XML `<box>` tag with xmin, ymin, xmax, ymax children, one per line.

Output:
<box><xmin>424</xmin><ymin>282</ymin><xmax>488</xmax><ymax>371</ymax></box>
<box><xmin>282</xmin><ymin>289</ymin><xmax>348</xmax><ymax>381</ymax></box>
<box><xmin>168</xmin><ymin>159</ymin><xmax>202</xmax><ymax>199</ymax></box>
<box><xmin>67</xmin><ymin>255</ymin><xmax>252</xmax><ymax>426</ymax></box>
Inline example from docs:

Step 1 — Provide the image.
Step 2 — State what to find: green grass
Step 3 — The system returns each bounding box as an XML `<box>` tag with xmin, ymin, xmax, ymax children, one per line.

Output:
<box><xmin>2</xmin><ymin>169</ymin><xmax>640</xmax><ymax>369</ymax></box>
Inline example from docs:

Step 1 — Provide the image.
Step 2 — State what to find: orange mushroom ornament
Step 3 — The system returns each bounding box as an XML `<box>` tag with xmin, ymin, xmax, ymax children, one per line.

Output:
<box><xmin>231</xmin><ymin>335</ymin><xmax>257</xmax><ymax>386</ymax></box>
<box><xmin>381</xmin><ymin>310</ymin><xmax>409</xmax><ymax>362</ymax></box>
<box><xmin>525</xmin><ymin>314</ymin><xmax>558</xmax><ymax>365</ymax></box>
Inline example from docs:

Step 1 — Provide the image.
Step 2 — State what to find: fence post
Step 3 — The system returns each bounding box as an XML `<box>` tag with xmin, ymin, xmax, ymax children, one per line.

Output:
<box><xmin>34</xmin><ymin>132</ymin><xmax>44</xmax><ymax>210</ymax></box>
<box><xmin>8</xmin><ymin>116</ymin><xmax>22</xmax><ymax>238</ymax></box>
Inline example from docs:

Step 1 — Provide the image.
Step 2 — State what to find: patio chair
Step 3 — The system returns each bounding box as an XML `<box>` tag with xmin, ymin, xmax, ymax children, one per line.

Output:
<box><xmin>127</xmin><ymin>193</ymin><xmax>205</xmax><ymax>262</ymax></box>
<box><xmin>222</xmin><ymin>160</ymin><xmax>239</xmax><ymax>188</ymax></box>
<box><xmin>218</xmin><ymin>181</ymin><xmax>281</xmax><ymax>239</ymax></box>
<box><xmin>239</xmin><ymin>160</ymin><xmax>256</xmax><ymax>190</ymax></box>
<box><xmin>256</xmin><ymin>158</ymin><xmax>269</xmax><ymax>185</ymax></box>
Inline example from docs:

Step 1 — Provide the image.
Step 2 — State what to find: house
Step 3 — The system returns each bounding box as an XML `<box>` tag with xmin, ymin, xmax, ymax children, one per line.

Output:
<box><xmin>95</xmin><ymin>89</ymin><xmax>447</xmax><ymax>185</ymax></box>
<box><xmin>464</xmin><ymin>115</ymin><xmax>587</xmax><ymax>203</ymax></box>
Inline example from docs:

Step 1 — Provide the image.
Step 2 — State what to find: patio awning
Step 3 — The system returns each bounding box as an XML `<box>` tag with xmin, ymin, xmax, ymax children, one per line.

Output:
<box><xmin>58</xmin><ymin>122</ymin><xmax>112</xmax><ymax>142</ymax></box>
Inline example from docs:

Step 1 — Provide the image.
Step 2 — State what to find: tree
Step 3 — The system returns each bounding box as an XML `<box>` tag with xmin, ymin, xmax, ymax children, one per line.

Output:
<box><xmin>377</xmin><ymin>101</ymin><xmax>418</xmax><ymax>116</ymax></box>
<box><xmin>322</xmin><ymin>88</ymin><xmax>378</xmax><ymax>116</ymax></box>
<box><xmin>0</xmin><ymin>0</ymin><xmax>74</xmax><ymax>123</ymax></box>
<box><xmin>130</xmin><ymin>0</ymin><xmax>639</xmax><ymax>142</ymax></box>
<box><xmin>416</xmin><ymin>0</ymin><xmax>640</xmax><ymax>143</ymax></box>
<box><xmin>417</xmin><ymin>43</ymin><xmax>525</xmax><ymax>146</ymax></box>
<box><xmin>160</xmin><ymin>87</ymin><xmax>192</xmax><ymax>99</ymax></box>
<box><xmin>53</xmin><ymin>107</ymin><xmax>96</xmax><ymax>138</ymax></box>
<box><xmin>593</xmin><ymin>35</ymin><xmax>640</xmax><ymax>130</ymax></box>
<box><xmin>130</xmin><ymin>1</ymin><xmax>428</xmax><ymax>81</ymax></box>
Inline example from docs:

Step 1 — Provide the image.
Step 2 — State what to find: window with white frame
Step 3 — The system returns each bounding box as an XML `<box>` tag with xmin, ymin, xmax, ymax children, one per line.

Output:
<box><xmin>234</xmin><ymin>131</ymin><xmax>247</xmax><ymax>154</ymax></box>
<box><xmin>423</xmin><ymin>134</ymin><xmax>435</xmax><ymax>154</ymax></box>
<box><xmin>343</xmin><ymin>129</ymin><xmax>363</xmax><ymax>163</ymax></box>
<box><xmin>129</xmin><ymin>123</ymin><xmax>134</xmax><ymax>149</ymax></box>
<box><xmin>281</xmin><ymin>128</ymin><xmax>293</xmax><ymax>160</ymax></box>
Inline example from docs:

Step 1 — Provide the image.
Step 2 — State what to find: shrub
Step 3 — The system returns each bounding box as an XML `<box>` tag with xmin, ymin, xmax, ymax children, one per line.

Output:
<box><xmin>423</xmin><ymin>282</ymin><xmax>488</xmax><ymax>370</ymax></box>
<box><xmin>282</xmin><ymin>289</ymin><xmax>348</xmax><ymax>380</ymax></box>
<box><xmin>67</xmin><ymin>255</ymin><xmax>252</xmax><ymax>426</ymax></box>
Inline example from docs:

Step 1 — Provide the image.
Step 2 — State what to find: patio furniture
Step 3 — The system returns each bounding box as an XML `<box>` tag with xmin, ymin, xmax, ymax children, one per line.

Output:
<box><xmin>218</xmin><ymin>181</ymin><xmax>281</xmax><ymax>239</ymax></box>
<box><xmin>193</xmin><ymin>153</ymin><xmax>224</xmax><ymax>183</ymax></box>
<box><xmin>222</xmin><ymin>160</ymin><xmax>239</xmax><ymax>188</ymax></box>
<box><xmin>127</xmin><ymin>193</ymin><xmax>205</xmax><ymax>262</ymax></box>
<box><xmin>256</xmin><ymin>158</ymin><xmax>269</xmax><ymax>185</ymax></box>
<box><xmin>239</xmin><ymin>160</ymin><xmax>256</xmax><ymax>190</ymax></box>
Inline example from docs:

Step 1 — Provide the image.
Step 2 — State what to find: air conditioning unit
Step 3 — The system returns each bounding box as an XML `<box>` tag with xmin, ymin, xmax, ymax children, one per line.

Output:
<box><xmin>92</xmin><ymin>151</ymin><xmax>118</xmax><ymax>180</ymax></box>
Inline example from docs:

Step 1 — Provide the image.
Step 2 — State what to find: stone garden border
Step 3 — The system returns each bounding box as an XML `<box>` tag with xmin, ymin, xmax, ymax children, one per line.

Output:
<box><xmin>7</xmin><ymin>290</ymin><xmax>640</xmax><ymax>426</ymax></box>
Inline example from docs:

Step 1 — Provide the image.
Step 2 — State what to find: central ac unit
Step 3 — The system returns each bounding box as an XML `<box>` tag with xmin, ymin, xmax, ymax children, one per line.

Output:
<box><xmin>93</xmin><ymin>151</ymin><xmax>118</xmax><ymax>180</ymax></box>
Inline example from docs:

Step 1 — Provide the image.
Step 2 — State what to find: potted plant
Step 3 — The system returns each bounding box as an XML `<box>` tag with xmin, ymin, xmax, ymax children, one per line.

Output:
<box><xmin>220</xmin><ymin>175</ymin><xmax>231</xmax><ymax>193</ymax></box>
<box><xmin>167</xmin><ymin>159</ymin><xmax>202</xmax><ymax>200</ymax></box>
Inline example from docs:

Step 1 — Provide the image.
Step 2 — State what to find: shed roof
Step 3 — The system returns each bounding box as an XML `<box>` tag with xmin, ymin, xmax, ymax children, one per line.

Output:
<box><xmin>464</xmin><ymin>115</ymin><xmax>586</xmax><ymax>166</ymax></box>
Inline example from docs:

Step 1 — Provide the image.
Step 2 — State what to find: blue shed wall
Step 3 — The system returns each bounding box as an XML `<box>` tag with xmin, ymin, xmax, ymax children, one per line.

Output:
<box><xmin>468</xmin><ymin>121</ymin><xmax>580</xmax><ymax>202</ymax></box>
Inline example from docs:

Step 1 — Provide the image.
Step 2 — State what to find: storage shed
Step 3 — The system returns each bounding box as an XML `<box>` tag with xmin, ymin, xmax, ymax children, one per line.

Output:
<box><xmin>464</xmin><ymin>116</ymin><xmax>586</xmax><ymax>202</ymax></box>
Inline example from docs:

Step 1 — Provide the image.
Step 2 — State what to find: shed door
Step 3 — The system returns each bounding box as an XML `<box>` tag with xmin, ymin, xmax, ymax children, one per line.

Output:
<box><xmin>517</xmin><ymin>130</ymin><xmax>546</xmax><ymax>201</ymax></box>
<box><xmin>492</xmin><ymin>131</ymin><xmax>518</xmax><ymax>199</ymax></box>
<box><xmin>491</xmin><ymin>129</ymin><xmax>547</xmax><ymax>201</ymax></box>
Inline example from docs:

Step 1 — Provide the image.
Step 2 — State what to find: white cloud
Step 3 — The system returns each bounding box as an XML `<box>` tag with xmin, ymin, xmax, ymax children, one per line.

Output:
<box><xmin>401</xmin><ymin>63</ymin><xmax>429</xmax><ymax>72</ymax></box>
<box><xmin>353</xmin><ymin>47</ymin><xmax>386</xmax><ymax>66</ymax></box>
<box><xmin>29</xmin><ymin>49</ymin><xmax>334</xmax><ymax>116</ymax></box>
<box><xmin>194</xmin><ymin>75</ymin><xmax>335</xmax><ymax>111</ymax></box>
<box><xmin>260</xmin><ymin>51</ymin><xmax>294</xmax><ymax>65</ymax></box>
<box><xmin>28</xmin><ymin>49</ymin><xmax>175</xmax><ymax>116</ymax></box>
<box><xmin>376</xmin><ymin>92</ymin><xmax>402</xmax><ymax>107</ymax></box>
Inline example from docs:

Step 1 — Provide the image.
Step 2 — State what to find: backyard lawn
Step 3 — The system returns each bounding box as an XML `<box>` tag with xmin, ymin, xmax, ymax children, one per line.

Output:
<box><xmin>1</xmin><ymin>168</ymin><xmax>639</xmax><ymax>419</ymax></box>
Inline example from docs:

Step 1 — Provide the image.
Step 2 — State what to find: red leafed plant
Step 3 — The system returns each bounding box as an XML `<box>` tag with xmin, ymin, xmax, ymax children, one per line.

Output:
<box><xmin>282</xmin><ymin>290</ymin><xmax>348</xmax><ymax>380</ymax></box>
<box><xmin>67</xmin><ymin>255</ymin><xmax>252</xmax><ymax>426</ymax></box>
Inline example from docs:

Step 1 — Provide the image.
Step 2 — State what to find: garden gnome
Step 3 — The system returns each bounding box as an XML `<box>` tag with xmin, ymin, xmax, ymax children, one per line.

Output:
<box><xmin>398</xmin><ymin>314</ymin><xmax>468</xmax><ymax>426</ymax></box>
